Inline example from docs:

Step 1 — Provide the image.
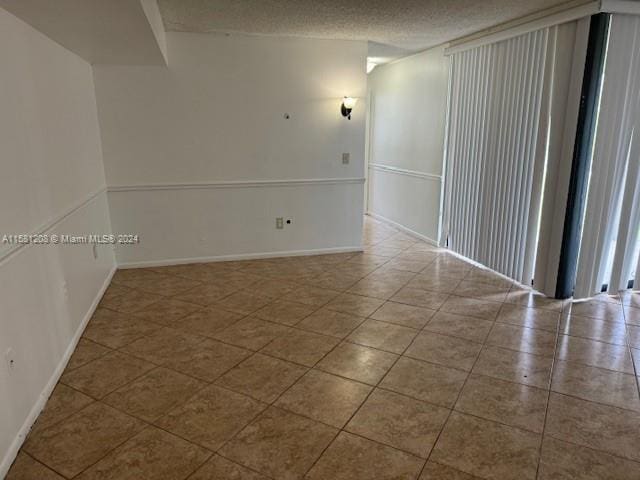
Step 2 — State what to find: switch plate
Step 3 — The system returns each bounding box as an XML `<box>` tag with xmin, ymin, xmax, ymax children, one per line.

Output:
<box><xmin>342</xmin><ymin>153</ymin><xmax>350</xmax><ymax>164</ymax></box>
<box><xmin>276</xmin><ymin>217</ymin><xmax>284</xmax><ymax>229</ymax></box>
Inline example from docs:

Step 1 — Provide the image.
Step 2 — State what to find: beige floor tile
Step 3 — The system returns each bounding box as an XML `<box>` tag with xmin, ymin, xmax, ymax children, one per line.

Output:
<box><xmin>60</xmin><ymin>351</ymin><xmax>155</xmax><ymax>398</ymax></box>
<box><xmin>422</xmin><ymin>262</ymin><xmax>472</xmax><ymax>280</ymax></box>
<box><xmin>368</xmin><ymin>267</ymin><xmax>416</xmax><ymax>284</ymax></box>
<box><xmin>99</xmin><ymin>288</ymin><xmax>163</xmax><ymax>314</ymax></box>
<box><xmin>111</xmin><ymin>268</ymin><xmax>168</xmax><ymax>287</ymax></box>
<box><xmin>439</xmin><ymin>295</ymin><xmax>502</xmax><ymax>320</ymax></box>
<box><xmin>370</xmin><ymin>301</ymin><xmax>435</xmax><ymax>329</ymax></box>
<box><xmin>424</xmin><ymin>312</ymin><xmax>493</xmax><ymax>343</ymax></box>
<box><xmin>391</xmin><ymin>287</ymin><xmax>449</xmax><ymax>310</ymax></box>
<box><xmin>102</xmin><ymin>367</ymin><xmax>205</xmax><ymax>422</ymax></box>
<box><xmin>305</xmin><ymin>431</ymin><xmax>424</xmax><ymax>480</ymax></box>
<box><xmin>132</xmin><ymin>298</ymin><xmax>203</xmax><ymax>327</ymax></box>
<box><xmin>568</xmin><ymin>300</ymin><xmax>624</xmax><ymax>322</ymax></box>
<box><xmin>624</xmin><ymin>305</ymin><xmax>640</xmax><ymax>325</ymax></box>
<box><xmin>189</xmin><ymin>455</ymin><xmax>269</xmax><ymax>480</ymax></box>
<box><xmin>431</xmin><ymin>412</ymin><xmax>540</xmax><ymax>480</ymax></box>
<box><xmin>627</xmin><ymin>324</ymin><xmax>640</xmax><ymax>348</ymax></box>
<box><xmin>82</xmin><ymin>309</ymin><xmax>160</xmax><ymax>349</ymax></box>
<box><xmin>364</xmin><ymin>245</ymin><xmax>404</xmax><ymax>257</ymax></box>
<box><xmin>132</xmin><ymin>274</ymin><xmax>202</xmax><ymax>297</ymax></box>
<box><xmin>216</xmin><ymin>291</ymin><xmax>272</xmax><ymax>315</ymax></box>
<box><xmin>111</xmin><ymin>268</ymin><xmax>161</xmax><ymax>286</ymax></box>
<box><xmin>242</xmin><ymin>278</ymin><xmax>298</xmax><ymax>299</ymax></box>
<box><xmin>347</xmin><ymin>319</ymin><xmax>418</xmax><ymax>354</ymax></box>
<box><xmin>346</xmin><ymin>388</ymin><xmax>449</xmax><ymax>458</ymax></box>
<box><xmin>380</xmin><ymin>357</ymin><xmax>467</xmax><ymax>408</ymax></box>
<box><xmin>455</xmin><ymin>374</ymin><xmax>548</xmax><ymax>433</ymax></box>
<box><xmin>305</xmin><ymin>271</ymin><xmax>361</xmax><ymax>291</ymax></box>
<box><xmin>453</xmin><ymin>280</ymin><xmax>510</xmax><ymax>302</ymax></box>
<box><xmin>66</xmin><ymin>338</ymin><xmax>111</xmax><ymax>371</ymax></box>
<box><xmin>546</xmin><ymin>393</ymin><xmax>640</xmax><ymax>462</ymax></box>
<box><xmin>29</xmin><ymin>384</ymin><xmax>93</xmax><ymax>437</ymax></box>
<box><xmin>559</xmin><ymin>315</ymin><xmax>628</xmax><ymax>345</ymax></box>
<box><xmin>120</xmin><ymin>327</ymin><xmax>206</xmax><ymax>365</ymax></box>
<box><xmin>316</xmin><ymin>342</ymin><xmax>398</xmax><ymax>385</ymax></box>
<box><xmin>173</xmin><ymin>283</ymin><xmax>240</xmax><ymax>306</ymax></box>
<box><xmin>325</xmin><ymin>293</ymin><xmax>385</xmax><ymax>317</ymax></box>
<box><xmin>253</xmin><ymin>300</ymin><xmax>316</xmax><ymax>326</ymax></box>
<box><xmin>383</xmin><ymin>258</ymin><xmax>432</xmax><ymax>273</ymax></box>
<box><xmin>622</xmin><ymin>290</ymin><xmax>640</xmax><ymax>307</ymax></box>
<box><xmin>472</xmin><ymin>345</ymin><xmax>553</xmax><ymax>389</ymax></box>
<box><xmin>538</xmin><ymin>436</ymin><xmax>640</xmax><ymax>480</ymax></box>
<box><xmin>155</xmin><ymin>385</ymin><xmax>266</xmax><ymax>451</ymax></box>
<box><xmin>282</xmin><ymin>285</ymin><xmax>341</xmax><ymax>306</ymax></box>
<box><xmin>75</xmin><ymin>426</ymin><xmax>210</xmax><ymax>480</ymax></box>
<box><xmin>556</xmin><ymin>334</ymin><xmax>634</xmax><ymax>373</ymax></box>
<box><xmin>275</xmin><ymin>370</ymin><xmax>371</xmax><ymax>428</ymax></box>
<box><xmin>168</xmin><ymin>306</ymin><xmax>243</xmax><ymax>338</ymax></box>
<box><xmin>348</xmin><ymin>277</ymin><xmax>407</xmax><ymax>299</ymax></box>
<box><xmin>347</xmin><ymin>253</ymin><xmax>391</xmax><ymax>268</ymax></box>
<box><xmin>151</xmin><ymin>262</ymin><xmax>226</xmax><ymax>282</ymax></box>
<box><xmin>464</xmin><ymin>268</ymin><xmax>513</xmax><ymax>288</ymax></box>
<box><xmin>212</xmin><ymin>317</ymin><xmax>291</xmax><ymax>351</ymax></box>
<box><xmin>213</xmin><ymin>271</ymin><xmax>263</xmax><ymax>290</ymax></box>
<box><xmin>296</xmin><ymin>308</ymin><xmax>365</xmax><ymax>338</ymax></box>
<box><xmin>405</xmin><ymin>332</ymin><xmax>482</xmax><ymax>371</ymax></box>
<box><xmin>504</xmin><ymin>289</ymin><xmax>565</xmax><ymax>311</ymax></box>
<box><xmin>260</xmin><ymin>329</ymin><xmax>339</xmax><ymax>366</ymax></box>
<box><xmin>215</xmin><ymin>353</ymin><xmax>307</xmax><ymax>402</ymax></box>
<box><xmin>5</xmin><ymin>453</ymin><xmax>64</xmax><ymax>480</ymax></box>
<box><xmin>24</xmin><ymin>403</ymin><xmax>145</xmax><ymax>478</ymax></box>
<box><xmin>551</xmin><ymin>360</ymin><xmax>640</xmax><ymax>411</ymax></box>
<box><xmin>163</xmin><ymin>339</ymin><xmax>252</xmax><ymax>382</ymax></box>
<box><xmin>497</xmin><ymin>304</ymin><xmax>560</xmax><ymax>332</ymax></box>
<box><xmin>101</xmin><ymin>283</ymin><xmax>129</xmax><ymax>301</ymax></box>
<box><xmin>486</xmin><ymin>323</ymin><xmax>556</xmax><ymax>356</ymax></box>
<box><xmin>407</xmin><ymin>274</ymin><xmax>462</xmax><ymax>294</ymax></box>
<box><xmin>220</xmin><ymin>407</ymin><xmax>337</xmax><ymax>480</ymax></box>
<box><xmin>633</xmin><ymin>348</ymin><xmax>640</xmax><ymax>372</ymax></box>
<box><xmin>419</xmin><ymin>461</ymin><xmax>482</xmax><ymax>479</ymax></box>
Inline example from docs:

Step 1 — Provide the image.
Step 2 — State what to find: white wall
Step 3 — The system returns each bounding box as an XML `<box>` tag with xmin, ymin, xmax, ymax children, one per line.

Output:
<box><xmin>93</xmin><ymin>32</ymin><xmax>368</xmax><ymax>266</ymax></box>
<box><xmin>0</xmin><ymin>8</ymin><xmax>115</xmax><ymax>476</ymax></box>
<box><xmin>366</xmin><ymin>46</ymin><xmax>449</xmax><ymax>243</ymax></box>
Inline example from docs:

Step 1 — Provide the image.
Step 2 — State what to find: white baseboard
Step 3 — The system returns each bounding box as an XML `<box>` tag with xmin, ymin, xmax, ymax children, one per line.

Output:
<box><xmin>116</xmin><ymin>246</ymin><xmax>364</xmax><ymax>269</ymax></box>
<box><xmin>366</xmin><ymin>212</ymin><xmax>439</xmax><ymax>246</ymax></box>
<box><xmin>0</xmin><ymin>264</ymin><xmax>117</xmax><ymax>479</ymax></box>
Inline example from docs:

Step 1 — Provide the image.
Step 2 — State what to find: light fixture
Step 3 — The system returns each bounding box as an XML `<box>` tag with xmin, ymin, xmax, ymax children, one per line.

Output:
<box><xmin>341</xmin><ymin>96</ymin><xmax>357</xmax><ymax>120</ymax></box>
<box><xmin>366</xmin><ymin>61</ymin><xmax>378</xmax><ymax>74</ymax></box>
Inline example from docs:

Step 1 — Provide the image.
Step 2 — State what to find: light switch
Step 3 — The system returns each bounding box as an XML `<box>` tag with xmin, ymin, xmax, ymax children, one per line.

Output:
<box><xmin>342</xmin><ymin>153</ymin><xmax>350</xmax><ymax>164</ymax></box>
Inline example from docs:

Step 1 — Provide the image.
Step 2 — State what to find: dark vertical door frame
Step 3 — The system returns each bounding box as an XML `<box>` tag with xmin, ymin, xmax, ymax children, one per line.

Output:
<box><xmin>555</xmin><ymin>13</ymin><xmax>610</xmax><ymax>299</ymax></box>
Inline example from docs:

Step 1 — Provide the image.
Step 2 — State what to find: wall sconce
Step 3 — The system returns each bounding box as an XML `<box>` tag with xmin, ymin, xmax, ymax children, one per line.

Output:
<box><xmin>341</xmin><ymin>96</ymin><xmax>357</xmax><ymax>120</ymax></box>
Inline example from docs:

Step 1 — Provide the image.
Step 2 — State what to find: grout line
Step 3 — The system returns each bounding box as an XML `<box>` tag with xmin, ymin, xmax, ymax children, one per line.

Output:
<box><xmin>534</xmin><ymin>294</ymin><xmax>566</xmax><ymax>478</ymax></box>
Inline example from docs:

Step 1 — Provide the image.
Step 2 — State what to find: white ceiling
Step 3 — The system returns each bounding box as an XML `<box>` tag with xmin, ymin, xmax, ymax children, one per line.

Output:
<box><xmin>158</xmin><ymin>0</ymin><xmax>579</xmax><ymax>61</ymax></box>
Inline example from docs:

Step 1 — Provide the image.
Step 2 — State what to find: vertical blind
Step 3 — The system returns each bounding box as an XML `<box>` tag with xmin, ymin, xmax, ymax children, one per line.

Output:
<box><xmin>443</xmin><ymin>23</ymin><xmax>578</xmax><ymax>285</ymax></box>
<box><xmin>574</xmin><ymin>14</ymin><xmax>640</xmax><ymax>298</ymax></box>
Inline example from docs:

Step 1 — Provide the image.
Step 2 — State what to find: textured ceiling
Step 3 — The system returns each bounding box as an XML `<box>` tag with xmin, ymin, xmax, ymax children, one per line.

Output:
<box><xmin>158</xmin><ymin>0</ymin><xmax>577</xmax><ymax>58</ymax></box>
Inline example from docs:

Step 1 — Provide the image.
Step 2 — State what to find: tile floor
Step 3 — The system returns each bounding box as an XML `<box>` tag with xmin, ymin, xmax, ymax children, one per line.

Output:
<box><xmin>7</xmin><ymin>216</ymin><xmax>640</xmax><ymax>479</ymax></box>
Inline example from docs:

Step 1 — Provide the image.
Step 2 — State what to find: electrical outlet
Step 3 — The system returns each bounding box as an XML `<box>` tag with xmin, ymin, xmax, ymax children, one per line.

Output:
<box><xmin>342</xmin><ymin>153</ymin><xmax>350</xmax><ymax>164</ymax></box>
<box><xmin>276</xmin><ymin>217</ymin><xmax>284</xmax><ymax>229</ymax></box>
<box><xmin>92</xmin><ymin>244</ymin><xmax>98</xmax><ymax>259</ymax></box>
<box><xmin>5</xmin><ymin>348</ymin><xmax>15</xmax><ymax>373</ymax></box>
